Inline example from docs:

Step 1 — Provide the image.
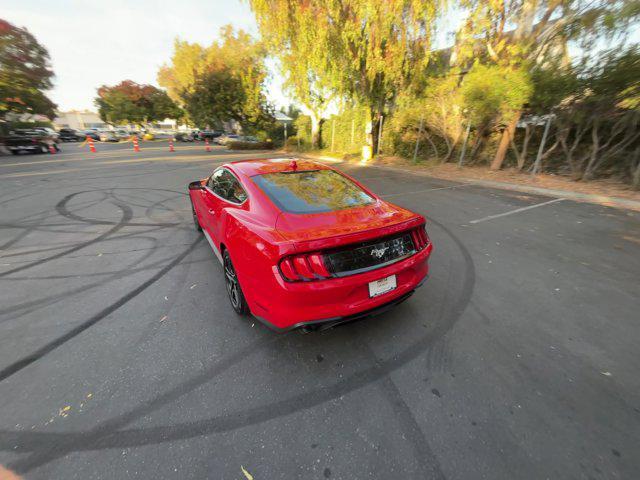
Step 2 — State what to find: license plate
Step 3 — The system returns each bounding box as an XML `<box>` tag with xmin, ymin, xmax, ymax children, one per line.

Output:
<box><xmin>368</xmin><ymin>274</ymin><xmax>397</xmax><ymax>298</ymax></box>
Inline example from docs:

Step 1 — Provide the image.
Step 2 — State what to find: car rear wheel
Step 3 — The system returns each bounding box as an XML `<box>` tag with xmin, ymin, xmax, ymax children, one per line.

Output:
<box><xmin>223</xmin><ymin>250</ymin><xmax>249</xmax><ymax>316</ymax></box>
<box><xmin>191</xmin><ymin>202</ymin><xmax>202</xmax><ymax>231</ymax></box>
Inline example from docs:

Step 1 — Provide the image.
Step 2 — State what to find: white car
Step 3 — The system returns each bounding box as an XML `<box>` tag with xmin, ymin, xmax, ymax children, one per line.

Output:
<box><xmin>99</xmin><ymin>130</ymin><xmax>119</xmax><ymax>142</ymax></box>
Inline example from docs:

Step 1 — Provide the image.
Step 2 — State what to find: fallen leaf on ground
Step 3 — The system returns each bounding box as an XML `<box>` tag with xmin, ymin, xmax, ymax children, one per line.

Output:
<box><xmin>240</xmin><ymin>466</ymin><xmax>253</xmax><ymax>480</ymax></box>
<box><xmin>160</xmin><ymin>315</ymin><xmax>167</xmax><ymax>322</ymax></box>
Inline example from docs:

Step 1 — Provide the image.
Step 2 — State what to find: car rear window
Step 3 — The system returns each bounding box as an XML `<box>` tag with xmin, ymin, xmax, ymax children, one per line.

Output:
<box><xmin>252</xmin><ymin>170</ymin><xmax>374</xmax><ymax>213</ymax></box>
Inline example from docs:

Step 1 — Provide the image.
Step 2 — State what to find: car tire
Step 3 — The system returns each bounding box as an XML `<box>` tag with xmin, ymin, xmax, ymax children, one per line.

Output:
<box><xmin>11</xmin><ymin>150</ymin><xmax>19</xmax><ymax>155</ymax></box>
<box><xmin>40</xmin><ymin>145</ymin><xmax>48</xmax><ymax>153</ymax></box>
<box><xmin>191</xmin><ymin>201</ymin><xmax>202</xmax><ymax>232</ymax></box>
<box><xmin>223</xmin><ymin>249</ymin><xmax>249</xmax><ymax>316</ymax></box>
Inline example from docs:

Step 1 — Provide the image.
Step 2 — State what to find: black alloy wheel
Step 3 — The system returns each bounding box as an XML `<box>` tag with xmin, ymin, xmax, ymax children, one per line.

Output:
<box><xmin>191</xmin><ymin>202</ymin><xmax>202</xmax><ymax>231</ymax></box>
<box><xmin>223</xmin><ymin>250</ymin><xmax>249</xmax><ymax>315</ymax></box>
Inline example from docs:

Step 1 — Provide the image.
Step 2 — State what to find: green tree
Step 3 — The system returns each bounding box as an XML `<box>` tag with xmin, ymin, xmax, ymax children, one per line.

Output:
<box><xmin>0</xmin><ymin>19</ymin><xmax>56</xmax><ymax>120</ymax></box>
<box><xmin>95</xmin><ymin>80</ymin><xmax>181</xmax><ymax>126</ymax></box>
<box><xmin>249</xmin><ymin>0</ymin><xmax>441</xmax><ymax>152</ymax></box>
<box><xmin>452</xmin><ymin>0</ymin><xmax>638</xmax><ymax>170</ymax></box>
<box><xmin>158</xmin><ymin>26</ymin><xmax>273</xmax><ymax>131</ymax></box>
<box><xmin>181</xmin><ymin>68</ymin><xmax>273</xmax><ymax>132</ymax></box>
<box><xmin>157</xmin><ymin>39</ymin><xmax>208</xmax><ymax>105</ymax></box>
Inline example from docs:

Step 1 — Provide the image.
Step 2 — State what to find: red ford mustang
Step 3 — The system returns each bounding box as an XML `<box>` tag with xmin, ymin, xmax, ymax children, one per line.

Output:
<box><xmin>188</xmin><ymin>158</ymin><xmax>433</xmax><ymax>332</ymax></box>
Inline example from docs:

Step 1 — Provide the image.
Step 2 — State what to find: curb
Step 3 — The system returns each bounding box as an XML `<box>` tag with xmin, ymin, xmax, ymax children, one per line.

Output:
<box><xmin>298</xmin><ymin>154</ymin><xmax>640</xmax><ymax>212</ymax></box>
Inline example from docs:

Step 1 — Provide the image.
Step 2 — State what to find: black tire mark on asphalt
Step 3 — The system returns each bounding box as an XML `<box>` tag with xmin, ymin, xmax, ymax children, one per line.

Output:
<box><xmin>0</xmin><ymin>237</ymin><xmax>202</xmax><ymax>383</ymax></box>
<box><xmin>2</xmin><ymin>217</ymin><xmax>474</xmax><ymax>475</ymax></box>
<box><xmin>0</xmin><ymin>201</ymin><xmax>133</xmax><ymax>278</ymax></box>
<box><xmin>0</xmin><ymin>224</ymin><xmax>172</xmax><ymax>261</ymax></box>
<box><xmin>0</xmin><ymin>214</ymin><xmax>47</xmax><ymax>250</ymax></box>
<box><xmin>0</xmin><ymin>235</ymin><xmax>163</xmax><ymax>318</ymax></box>
<box><xmin>55</xmin><ymin>191</ymin><xmax>178</xmax><ymax>227</ymax></box>
<box><xmin>355</xmin><ymin>335</ymin><xmax>447</xmax><ymax>480</ymax></box>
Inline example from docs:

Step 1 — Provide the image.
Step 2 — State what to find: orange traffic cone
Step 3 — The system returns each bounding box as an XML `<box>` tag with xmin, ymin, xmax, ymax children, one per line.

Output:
<box><xmin>169</xmin><ymin>139</ymin><xmax>175</xmax><ymax>152</ymax></box>
<box><xmin>87</xmin><ymin>136</ymin><xmax>96</xmax><ymax>153</ymax></box>
<box><xmin>205</xmin><ymin>138</ymin><xmax>211</xmax><ymax>152</ymax></box>
<box><xmin>48</xmin><ymin>144</ymin><xmax>57</xmax><ymax>154</ymax></box>
<box><xmin>132</xmin><ymin>136</ymin><xmax>140</xmax><ymax>152</ymax></box>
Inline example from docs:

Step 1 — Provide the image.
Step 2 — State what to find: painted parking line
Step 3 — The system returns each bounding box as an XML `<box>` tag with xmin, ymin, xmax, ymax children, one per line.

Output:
<box><xmin>383</xmin><ymin>183</ymin><xmax>472</xmax><ymax>198</ymax></box>
<box><xmin>469</xmin><ymin>198</ymin><xmax>565</xmax><ymax>224</ymax></box>
<box><xmin>0</xmin><ymin>152</ymin><xmax>278</xmax><ymax>178</ymax></box>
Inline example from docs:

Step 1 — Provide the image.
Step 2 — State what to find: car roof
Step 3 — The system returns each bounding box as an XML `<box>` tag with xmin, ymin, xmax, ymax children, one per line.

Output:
<box><xmin>227</xmin><ymin>158</ymin><xmax>332</xmax><ymax>177</ymax></box>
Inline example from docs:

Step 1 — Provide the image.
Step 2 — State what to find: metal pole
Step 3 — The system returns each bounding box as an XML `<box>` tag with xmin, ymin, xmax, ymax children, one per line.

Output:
<box><xmin>331</xmin><ymin>119</ymin><xmax>336</xmax><ymax>152</ymax></box>
<box><xmin>376</xmin><ymin>115</ymin><xmax>384</xmax><ymax>155</ymax></box>
<box><xmin>284</xmin><ymin>122</ymin><xmax>287</xmax><ymax>144</ymax></box>
<box><xmin>533</xmin><ymin>116</ymin><xmax>552</xmax><ymax>175</ymax></box>
<box><xmin>458</xmin><ymin>120</ymin><xmax>471</xmax><ymax>167</ymax></box>
<box><xmin>412</xmin><ymin>115</ymin><xmax>424</xmax><ymax>163</ymax></box>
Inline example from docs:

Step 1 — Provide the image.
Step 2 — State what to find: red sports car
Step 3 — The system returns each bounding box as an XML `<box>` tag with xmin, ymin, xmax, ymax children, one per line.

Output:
<box><xmin>188</xmin><ymin>158</ymin><xmax>433</xmax><ymax>332</ymax></box>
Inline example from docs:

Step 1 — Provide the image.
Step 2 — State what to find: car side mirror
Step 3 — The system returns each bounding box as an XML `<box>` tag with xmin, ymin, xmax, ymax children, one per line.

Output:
<box><xmin>188</xmin><ymin>181</ymin><xmax>204</xmax><ymax>191</ymax></box>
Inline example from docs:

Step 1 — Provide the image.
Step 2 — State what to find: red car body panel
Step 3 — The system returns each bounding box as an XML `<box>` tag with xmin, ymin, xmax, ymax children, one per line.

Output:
<box><xmin>189</xmin><ymin>158</ymin><xmax>432</xmax><ymax>331</ymax></box>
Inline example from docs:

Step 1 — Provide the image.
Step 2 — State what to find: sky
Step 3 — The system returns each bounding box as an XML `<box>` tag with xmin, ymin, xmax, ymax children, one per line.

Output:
<box><xmin>5</xmin><ymin>1</ymin><xmax>633</xmax><ymax>114</ymax></box>
<box><xmin>1</xmin><ymin>0</ymin><xmax>466</xmax><ymax>114</ymax></box>
<box><xmin>0</xmin><ymin>0</ymin><xmax>291</xmax><ymax>111</ymax></box>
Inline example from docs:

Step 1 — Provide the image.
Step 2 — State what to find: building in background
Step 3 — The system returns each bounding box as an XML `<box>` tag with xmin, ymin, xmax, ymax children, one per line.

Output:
<box><xmin>53</xmin><ymin>111</ymin><xmax>106</xmax><ymax>130</ymax></box>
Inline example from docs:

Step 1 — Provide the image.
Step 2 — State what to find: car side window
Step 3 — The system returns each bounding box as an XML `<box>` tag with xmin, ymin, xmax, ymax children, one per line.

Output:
<box><xmin>207</xmin><ymin>169</ymin><xmax>247</xmax><ymax>204</ymax></box>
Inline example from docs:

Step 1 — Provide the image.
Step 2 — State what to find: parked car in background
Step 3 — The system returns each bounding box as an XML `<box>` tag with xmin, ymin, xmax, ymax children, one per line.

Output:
<box><xmin>99</xmin><ymin>130</ymin><xmax>119</xmax><ymax>142</ymax></box>
<box><xmin>4</xmin><ymin>129</ymin><xmax>60</xmax><ymax>155</ymax></box>
<box><xmin>32</xmin><ymin>127</ymin><xmax>59</xmax><ymax>140</ymax></box>
<box><xmin>114</xmin><ymin>129</ymin><xmax>131</xmax><ymax>140</ymax></box>
<box><xmin>81</xmin><ymin>129</ymin><xmax>100</xmax><ymax>141</ymax></box>
<box><xmin>216</xmin><ymin>134</ymin><xmax>239</xmax><ymax>145</ymax></box>
<box><xmin>175</xmin><ymin>132</ymin><xmax>195</xmax><ymax>142</ymax></box>
<box><xmin>152</xmin><ymin>131</ymin><xmax>174</xmax><ymax>140</ymax></box>
<box><xmin>58</xmin><ymin>128</ymin><xmax>81</xmax><ymax>142</ymax></box>
<box><xmin>199</xmin><ymin>130</ymin><xmax>223</xmax><ymax>141</ymax></box>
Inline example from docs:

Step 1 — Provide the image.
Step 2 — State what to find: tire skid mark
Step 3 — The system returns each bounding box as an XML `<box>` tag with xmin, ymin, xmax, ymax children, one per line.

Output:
<box><xmin>55</xmin><ymin>192</ymin><xmax>178</xmax><ymax>227</ymax></box>
<box><xmin>2</xmin><ymin>217</ymin><xmax>474</xmax><ymax>475</ymax></box>
<box><xmin>0</xmin><ymin>202</ymin><xmax>132</xmax><ymax>278</ymax></box>
<box><xmin>0</xmin><ymin>237</ymin><xmax>202</xmax><ymax>383</ymax></box>
<box><xmin>0</xmin><ymin>235</ymin><xmax>162</xmax><ymax>318</ymax></box>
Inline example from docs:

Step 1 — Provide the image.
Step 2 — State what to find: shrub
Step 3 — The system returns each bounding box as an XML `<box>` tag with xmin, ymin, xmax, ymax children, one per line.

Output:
<box><xmin>227</xmin><ymin>140</ymin><xmax>273</xmax><ymax>150</ymax></box>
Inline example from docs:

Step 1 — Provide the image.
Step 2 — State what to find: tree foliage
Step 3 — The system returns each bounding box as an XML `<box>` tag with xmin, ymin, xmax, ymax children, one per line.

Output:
<box><xmin>249</xmin><ymin>0</ymin><xmax>442</xmax><ymax>149</ymax></box>
<box><xmin>0</xmin><ymin>19</ymin><xmax>56</xmax><ymax>119</ymax></box>
<box><xmin>95</xmin><ymin>80</ymin><xmax>182</xmax><ymax>125</ymax></box>
<box><xmin>158</xmin><ymin>26</ymin><xmax>273</xmax><ymax>132</ymax></box>
<box><xmin>247</xmin><ymin>0</ymin><xmax>640</xmax><ymax>185</ymax></box>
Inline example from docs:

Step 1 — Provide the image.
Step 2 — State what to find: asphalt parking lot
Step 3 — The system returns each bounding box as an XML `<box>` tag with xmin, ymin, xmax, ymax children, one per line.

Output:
<box><xmin>0</xmin><ymin>141</ymin><xmax>639</xmax><ymax>480</ymax></box>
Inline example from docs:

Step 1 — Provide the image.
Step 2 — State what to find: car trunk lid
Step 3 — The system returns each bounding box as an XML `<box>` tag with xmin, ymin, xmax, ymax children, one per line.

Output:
<box><xmin>275</xmin><ymin>200</ymin><xmax>422</xmax><ymax>249</ymax></box>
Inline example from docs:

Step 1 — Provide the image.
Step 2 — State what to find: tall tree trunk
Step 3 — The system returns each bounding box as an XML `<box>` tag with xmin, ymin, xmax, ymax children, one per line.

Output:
<box><xmin>631</xmin><ymin>147</ymin><xmax>640</xmax><ymax>190</ymax></box>
<box><xmin>310</xmin><ymin>112</ymin><xmax>322</xmax><ymax>149</ymax></box>
<box><xmin>370</xmin><ymin>109</ymin><xmax>383</xmax><ymax>155</ymax></box>
<box><xmin>582</xmin><ymin>120</ymin><xmax>600</xmax><ymax>181</ymax></box>
<box><xmin>491</xmin><ymin>111</ymin><xmax>522</xmax><ymax>171</ymax></box>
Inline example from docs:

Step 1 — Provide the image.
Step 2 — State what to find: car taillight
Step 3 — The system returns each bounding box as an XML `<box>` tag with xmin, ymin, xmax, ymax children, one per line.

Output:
<box><xmin>279</xmin><ymin>252</ymin><xmax>332</xmax><ymax>282</ymax></box>
<box><xmin>412</xmin><ymin>225</ymin><xmax>430</xmax><ymax>251</ymax></box>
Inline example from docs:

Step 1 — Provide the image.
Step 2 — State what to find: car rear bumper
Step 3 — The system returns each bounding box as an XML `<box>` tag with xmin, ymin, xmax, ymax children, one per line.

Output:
<box><xmin>249</xmin><ymin>243</ymin><xmax>432</xmax><ymax>331</ymax></box>
<box><xmin>9</xmin><ymin>145</ymin><xmax>39</xmax><ymax>151</ymax></box>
